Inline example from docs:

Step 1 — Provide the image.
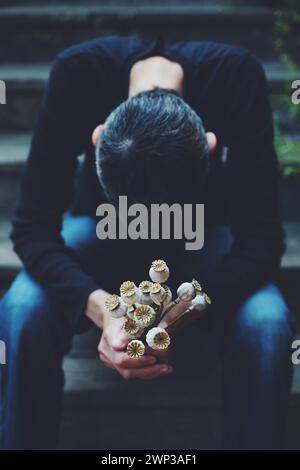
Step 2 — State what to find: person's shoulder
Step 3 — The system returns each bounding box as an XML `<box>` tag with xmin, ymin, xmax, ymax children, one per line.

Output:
<box><xmin>183</xmin><ymin>41</ymin><xmax>259</xmax><ymax>68</ymax></box>
<box><xmin>54</xmin><ymin>35</ymin><xmax>132</xmax><ymax>65</ymax></box>
<box><xmin>194</xmin><ymin>42</ymin><xmax>265</xmax><ymax>87</ymax></box>
<box><xmin>212</xmin><ymin>43</ymin><xmax>264</xmax><ymax>76</ymax></box>
<box><xmin>45</xmin><ymin>36</ymin><xmax>133</xmax><ymax>85</ymax></box>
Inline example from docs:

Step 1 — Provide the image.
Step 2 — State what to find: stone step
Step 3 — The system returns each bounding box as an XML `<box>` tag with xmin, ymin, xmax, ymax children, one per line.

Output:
<box><xmin>64</xmin><ymin>328</ymin><xmax>300</xmax><ymax>395</ymax></box>
<box><xmin>0</xmin><ymin>0</ymin><xmax>228</xmax><ymax>4</ymax></box>
<box><xmin>58</xmin><ymin>396</ymin><xmax>300</xmax><ymax>450</ymax></box>
<box><xmin>0</xmin><ymin>0</ymin><xmax>240</xmax><ymax>4</ymax></box>
<box><xmin>0</xmin><ymin>60</ymin><xmax>298</xmax><ymax>132</ymax></box>
<box><xmin>1</xmin><ymin>132</ymin><xmax>300</xmax><ymax>220</ymax></box>
<box><xmin>57</xmin><ymin>327</ymin><xmax>300</xmax><ymax>449</ymax></box>
<box><xmin>0</xmin><ymin>128</ymin><xmax>299</xmax><ymax>176</ymax></box>
<box><xmin>0</xmin><ymin>4</ymin><xmax>279</xmax><ymax>63</ymax></box>
<box><xmin>60</xmin><ymin>353</ymin><xmax>223</xmax><ymax>450</ymax></box>
<box><xmin>0</xmin><ymin>133</ymin><xmax>30</xmax><ymax>217</ymax></box>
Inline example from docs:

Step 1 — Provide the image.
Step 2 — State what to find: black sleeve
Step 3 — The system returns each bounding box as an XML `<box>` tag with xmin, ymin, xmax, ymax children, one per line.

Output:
<box><xmin>10</xmin><ymin>57</ymin><xmax>100</xmax><ymax>330</ymax></box>
<box><xmin>205</xmin><ymin>53</ymin><xmax>285</xmax><ymax>313</ymax></box>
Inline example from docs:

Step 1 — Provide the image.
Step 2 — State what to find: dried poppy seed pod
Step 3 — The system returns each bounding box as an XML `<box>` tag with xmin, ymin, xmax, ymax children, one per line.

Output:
<box><xmin>149</xmin><ymin>260</ymin><xmax>170</xmax><ymax>283</ymax></box>
<box><xmin>177</xmin><ymin>282</ymin><xmax>197</xmax><ymax>302</ymax></box>
<box><xmin>123</xmin><ymin>317</ymin><xmax>144</xmax><ymax>339</ymax></box>
<box><xmin>134</xmin><ymin>304</ymin><xmax>156</xmax><ymax>328</ymax></box>
<box><xmin>191</xmin><ymin>294</ymin><xmax>206</xmax><ymax>312</ymax></box>
<box><xmin>120</xmin><ymin>281</ymin><xmax>139</xmax><ymax>305</ymax></box>
<box><xmin>162</xmin><ymin>285</ymin><xmax>172</xmax><ymax>306</ymax></box>
<box><xmin>146</xmin><ymin>327</ymin><xmax>171</xmax><ymax>350</ymax></box>
<box><xmin>150</xmin><ymin>283</ymin><xmax>166</xmax><ymax>305</ymax></box>
<box><xmin>137</xmin><ymin>280</ymin><xmax>154</xmax><ymax>305</ymax></box>
<box><xmin>105</xmin><ymin>294</ymin><xmax>128</xmax><ymax>319</ymax></box>
<box><xmin>126</xmin><ymin>305</ymin><xmax>135</xmax><ymax>320</ymax></box>
<box><xmin>127</xmin><ymin>340</ymin><xmax>145</xmax><ymax>359</ymax></box>
<box><xmin>191</xmin><ymin>278</ymin><xmax>202</xmax><ymax>293</ymax></box>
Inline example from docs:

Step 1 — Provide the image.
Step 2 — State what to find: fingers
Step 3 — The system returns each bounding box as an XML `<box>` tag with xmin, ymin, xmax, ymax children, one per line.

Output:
<box><xmin>145</xmin><ymin>346</ymin><xmax>170</xmax><ymax>362</ymax></box>
<box><xmin>114</xmin><ymin>352</ymin><xmax>157</xmax><ymax>369</ymax></box>
<box><xmin>110</xmin><ymin>332</ymin><xmax>129</xmax><ymax>352</ymax></box>
<box><xmin>121</xmin><ymin>364</ymin><xmax>173</xmax><ymax>381</ymax></box>
<box><xmin>98</xmin><ymin>329</ymin><xmax>173</xmax><ymax>380</ymax></box>
<box><xmin>99</xmin><ymin>347</ymin><xmax>172</xmax><ymax>379</ymax></box>
<box><xmin>99</xmin><ymin>345</ymin><xmax>158</xmax><ymax>369</ymax></box>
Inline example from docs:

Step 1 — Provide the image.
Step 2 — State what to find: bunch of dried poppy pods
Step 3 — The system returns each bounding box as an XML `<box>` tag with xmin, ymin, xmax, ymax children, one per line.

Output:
<box><xmin>104</xmin><ymin>260</ymin><xmax>211</xmax><ymax>358</ymax></box>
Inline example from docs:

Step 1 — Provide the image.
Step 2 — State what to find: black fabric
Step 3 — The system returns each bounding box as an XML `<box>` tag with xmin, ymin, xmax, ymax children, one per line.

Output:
<box><xmin>10</xmin><ymin>36</ymin><xmax>284</xmax><ymax>326</ymax></box>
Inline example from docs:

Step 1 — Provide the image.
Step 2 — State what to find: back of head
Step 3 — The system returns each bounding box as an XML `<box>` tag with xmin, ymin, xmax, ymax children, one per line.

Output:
<box><xmin>96</xmin><ymin>88</ymin><xmax>209</xmax><ymax>205</ymax></box>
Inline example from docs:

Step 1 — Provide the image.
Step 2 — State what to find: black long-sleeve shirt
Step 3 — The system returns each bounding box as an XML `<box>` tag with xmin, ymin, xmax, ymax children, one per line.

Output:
<box><xmin>11</xmin><ymin>36</ymin><xmax>284</xmax><ymax>327</ymax></box>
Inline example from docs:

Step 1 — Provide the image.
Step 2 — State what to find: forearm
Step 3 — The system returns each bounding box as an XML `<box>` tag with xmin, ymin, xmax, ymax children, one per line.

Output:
<box><xmin>85</xmin><ymin>288</ymin><xmax>111</xmax><ymax>330</ymax></box>
<box><xmin>11</xmin><ymin>219</ymin><xmax>100</xmax><ymax>330</ymax></box>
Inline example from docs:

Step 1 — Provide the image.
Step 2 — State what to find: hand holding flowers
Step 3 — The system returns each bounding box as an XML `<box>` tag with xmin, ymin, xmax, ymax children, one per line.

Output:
<box><xmin>105</xmin><ymin>260</ymin><xmax>212</xmax><ymax>361</ymax></box>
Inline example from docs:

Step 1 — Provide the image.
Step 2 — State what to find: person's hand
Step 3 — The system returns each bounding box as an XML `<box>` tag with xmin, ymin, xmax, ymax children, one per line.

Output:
<box><xmin>86</xmin><ymin>288</ymin><xmax>111</xmax><ymax>330</ymax></box>
<box><xmin>98</xmin><ymin>315</ymin><xmax>173</xmax><ymax>380</ymax></box>
<box><xmin>86</xmin><ymin>289</ymin><xmax>173</xmax><ymax>380</ymax></box>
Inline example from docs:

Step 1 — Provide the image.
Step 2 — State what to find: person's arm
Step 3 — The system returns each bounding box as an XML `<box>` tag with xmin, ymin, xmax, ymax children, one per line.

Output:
<box><xmin>204</xmin><ymin>53</ymin><xmax>285</xmax><ymax>313</ymax></box>
<box><xmin>10</xmin><ymin>57</ymin><xmax>101</xmax><ymax>330</ymax></box>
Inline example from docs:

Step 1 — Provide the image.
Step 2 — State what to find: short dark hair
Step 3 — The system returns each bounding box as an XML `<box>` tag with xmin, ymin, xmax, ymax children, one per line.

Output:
<box><xmin>95</xmin><ymin>88</ymin><xmax>209</xmax><ymax>204</ymax></box>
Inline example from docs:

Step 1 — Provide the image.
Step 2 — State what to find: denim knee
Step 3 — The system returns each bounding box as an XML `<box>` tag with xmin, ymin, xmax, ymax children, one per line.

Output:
<box><xmin>0</xmin><ymin>271</ymin><xmax>71</xmax><ymax>357</ymax></box>
<box><xmin>235</xmin><ymin>284</ymin><xmax>295</xmax><ymax>346</ymax></box>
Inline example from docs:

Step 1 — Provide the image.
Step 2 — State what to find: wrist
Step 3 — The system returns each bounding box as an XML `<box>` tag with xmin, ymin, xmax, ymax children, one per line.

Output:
<box><xmin>86</xmin><ymin>289</ymin><xmax>110</xmax><ymax>330</ymax></box>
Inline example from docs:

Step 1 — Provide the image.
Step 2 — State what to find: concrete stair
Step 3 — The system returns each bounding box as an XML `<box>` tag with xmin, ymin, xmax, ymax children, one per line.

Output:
<box><xmin>60</xmin><ymin>325</ymin><xmax>223</xmax><ymax>450</ymax></box>
<box><xmin>57</xmin><ymin>324</ymin><xmax>300</xmax><ymax>450</ymax></box>
<box><xmin>0</xmin><ymin>1</ymin><xmax>299</xmax><ymax>449</ymax></box>
<box><xmin>0</xmin><ymin>4</ymin><xmax>277</xmax><ymax>62</ymax></box>
<box><xmin>0</xmin><ymin>60</ymin><xmax>298</xmax><ymax>131</ymax></box>
<box><xmin>1</xmin><ymin>131</ymin><xmax>300</xmax><ymax>218</ymax></box>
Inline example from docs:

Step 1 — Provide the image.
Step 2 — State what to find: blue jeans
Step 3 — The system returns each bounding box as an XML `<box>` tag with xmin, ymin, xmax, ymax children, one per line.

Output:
<box><xmin>0</xmin><ymin>216</ymin><xmax>296</xmax><ymax>449</ymax></box>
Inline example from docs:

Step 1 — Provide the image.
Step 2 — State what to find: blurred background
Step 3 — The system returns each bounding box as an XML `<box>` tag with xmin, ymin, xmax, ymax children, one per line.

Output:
<box><xmin>0</xmin><ymin>0</ymin><xmax>299</xmax><ymax>450</ymax></box>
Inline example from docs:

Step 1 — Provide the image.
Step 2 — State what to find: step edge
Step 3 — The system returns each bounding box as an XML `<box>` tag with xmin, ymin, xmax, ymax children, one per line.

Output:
<box><xmin>0</xmin><ymin>5</ymin><xmax>274</xmax><ymax>20</ymax></box>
